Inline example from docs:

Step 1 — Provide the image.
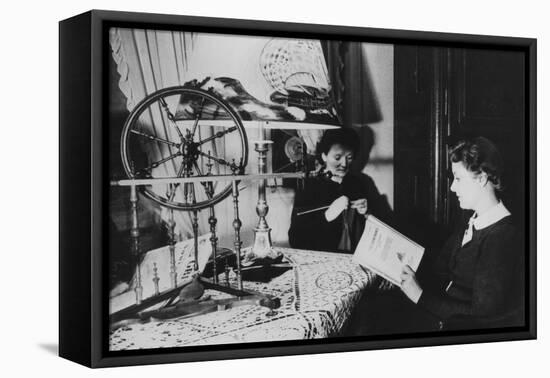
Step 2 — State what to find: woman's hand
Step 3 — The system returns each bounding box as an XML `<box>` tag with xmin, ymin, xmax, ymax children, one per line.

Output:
<box><xmin>350</xmin><ymin>198</ymin><xmax>368</xmax><ymax>215</ymax></box>
<box><xmin>400</xmin><ymin>265</ymin><xmax>423</xmax><ymax>304</ymax></box>
<box><xmin>325</xmin><ymin>195</ymin><xmax>349</xmax><ymax>222</ymax></box>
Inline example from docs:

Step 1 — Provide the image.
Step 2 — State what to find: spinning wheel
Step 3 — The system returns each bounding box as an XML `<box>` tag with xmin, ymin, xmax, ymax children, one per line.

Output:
<box><xmin>111</xmin><ymin>86</ymin><xmax>286</xmax><ymax>328</ymax></box>
<box><xmin>120</xmin><ymin>86</ymin><xmax>249</xmax><ymax>211</ymax></box>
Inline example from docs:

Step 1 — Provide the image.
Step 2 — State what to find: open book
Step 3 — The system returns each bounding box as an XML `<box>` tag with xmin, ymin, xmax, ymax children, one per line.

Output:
<box><xmin>352</xmin><ymin>215</ymin><xmax>424</xmax><ymax>286</ymax></box>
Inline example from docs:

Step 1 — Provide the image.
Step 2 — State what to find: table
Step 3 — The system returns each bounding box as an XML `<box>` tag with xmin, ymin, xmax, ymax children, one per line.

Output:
<box><xmin>109</xmin><ymin>246</ymin><xmax>374</xmax><ymax>350</ymax></box>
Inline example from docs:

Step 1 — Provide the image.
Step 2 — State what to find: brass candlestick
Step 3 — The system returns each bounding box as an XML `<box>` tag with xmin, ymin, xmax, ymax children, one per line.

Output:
<box><xmin>248</xmin><ymin>125</ymin><xmax>279</xmax><ymax>261</ymax></box>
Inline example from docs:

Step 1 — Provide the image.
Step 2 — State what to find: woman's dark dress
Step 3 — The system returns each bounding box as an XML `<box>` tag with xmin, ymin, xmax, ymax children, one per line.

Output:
<box><xmin>416</xmin><ymin>215</ymin><xmax>524</xmax><ymax>330</ymax></box>
<box><xmin>347</xmin><ymin>215</ymin><xmax>525</xmax><ymax>335</ymax></box>
<box><xmin>288</xmin><ymin>173</ymin><xmax>391</xmax><ymax>253</ymax></box>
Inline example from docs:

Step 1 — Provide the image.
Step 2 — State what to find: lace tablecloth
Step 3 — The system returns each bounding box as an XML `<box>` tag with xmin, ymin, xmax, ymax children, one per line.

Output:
<box><xmin>110</xmin><ymin>246</ymin><xmax>374</xmax><ymax>350</ymax></box>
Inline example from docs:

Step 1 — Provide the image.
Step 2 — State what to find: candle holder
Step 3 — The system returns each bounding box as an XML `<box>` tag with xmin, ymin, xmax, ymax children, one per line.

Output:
<box><xmin>247</xmin><ymin>137</ymin><xmax>280</xmax><ymax>262</ymax></box>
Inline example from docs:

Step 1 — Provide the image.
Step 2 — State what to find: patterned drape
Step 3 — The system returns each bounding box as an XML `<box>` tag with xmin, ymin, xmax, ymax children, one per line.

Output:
<box><xmin>110</xmin><ymin>28</ymin><xmax>195</xmax><ymax>111</ymax></box>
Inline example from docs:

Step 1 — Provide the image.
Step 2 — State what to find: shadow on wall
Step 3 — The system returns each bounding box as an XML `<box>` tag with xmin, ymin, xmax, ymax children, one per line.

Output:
<box><xmin>346</xmin><ymin>42</ymin><xmax>383</xmax><ymax>127</ymax></box>
<box><xmin>323</xmin><ymin>41</ymin><xmax>383</xmax><ymax>127</ymax></box>
<box><xmin>352</xmin><ymin>125</ymin><xmax>375</xmax><ymax>171</ymax></box>
<box><xmin>352</xmin><ymin>125</ymin><xmax>394</xmax><ymax>226</ymax></box>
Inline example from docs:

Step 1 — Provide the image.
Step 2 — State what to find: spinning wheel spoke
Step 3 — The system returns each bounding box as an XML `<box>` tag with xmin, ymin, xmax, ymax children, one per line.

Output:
<box><xmin>177</xmin><ymin>160</ymin><xmax>187</xmax><ymax>177</ymax></box>
<box><xmin>193</xmin><ymin>161</ymin><xmax>216</xmax><ymax>199</ymax></box>
<box><xmin>167</xmin><ymin>162</ymin><xmax>187</xmax><ymax>201</ymax></box>
<box><xmin>197</xmin><ymin>151</ymin><xmax>233</xmax><ymax>168</ymax></box>
<box><xmin>193</xmin><ymin>161</ymin><xmax>204</xmax><ymax>177</ymax></box>
<box><xmin>196</xmin><ymin>126</ymin><xmax>238</xmax><ymax>146</ymax></box>
<box><xmin>130</xmin><ymin>129</ymin><xmax>180</xmax><ymax>148</ymax></box>
<box><xmin>139</xmin><ymin>152</ymin><xmax>181</xmax><ymax>174</ymax></box>
<box><xmin>190</xmin><ymin>97</ymin><xmax>206</xmax><ymax>138</ymax></box>
<box><xmin>158</xmin><ymin>97</ymin><xmax>185</xmax><ymax>142</ymax></box>
<box><xmin>167</xmin><ymin>183</ymin><xmax>177</xmax><ymax>203</ymax></box>
<box><xmin>183</xmin><ymin>182</ymin><xmax>196</xmax><ymax>205</ymax></box>
<box><xmin>190</xmin><ymin>182</ymin><xmax>198</xmax><ymax>204</ymax></box>
<box><xmin>195</xmin><ymin>160</ymin><xmax>219</xmax><ymax>199</ymax></box>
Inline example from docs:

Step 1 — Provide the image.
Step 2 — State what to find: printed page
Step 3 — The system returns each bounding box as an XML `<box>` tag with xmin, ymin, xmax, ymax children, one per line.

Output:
<box><xmin>352</xmin><ymin>215</ymin><xmax>424</xmax><ymax>286</ymax></box>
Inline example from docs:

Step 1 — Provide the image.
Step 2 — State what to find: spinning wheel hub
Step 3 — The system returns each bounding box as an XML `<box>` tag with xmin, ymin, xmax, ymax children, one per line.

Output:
<box><xmin>179</xmin><ymin>140</ymin><xmax>201</xmax><ymax>163</ymax></box>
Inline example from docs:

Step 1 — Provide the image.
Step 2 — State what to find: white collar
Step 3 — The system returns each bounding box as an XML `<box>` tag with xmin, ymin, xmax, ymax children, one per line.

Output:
<box><xmin>471</xmin><ymin>201</ymin><xmax>511</xmax><ymax>230</ymax></box>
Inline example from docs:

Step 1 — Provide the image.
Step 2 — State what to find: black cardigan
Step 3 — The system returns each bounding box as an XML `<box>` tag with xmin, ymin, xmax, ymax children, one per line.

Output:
<box><xmin>288</xmin><ymin>173</ymin><xmax>391</xmax><ymax>253</ymax></box>
<box><xmin>418</xmin><ymin>216</ymin><xmax>525</xmax><ymax>329</ymax></box>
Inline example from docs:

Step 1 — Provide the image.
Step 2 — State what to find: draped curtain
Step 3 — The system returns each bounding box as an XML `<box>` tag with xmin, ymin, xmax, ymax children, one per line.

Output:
<box><xmin>323</xmin><ymin>41</ymin><xmax>382</xmax><ymax>129</ymax></box>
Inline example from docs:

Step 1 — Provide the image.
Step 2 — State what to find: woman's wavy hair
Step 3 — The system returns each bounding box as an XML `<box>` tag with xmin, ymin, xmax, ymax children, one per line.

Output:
<box><xmin>449</xmin><ymin>136</ymin><xmax>504</xmax><ymax>192</ymax></box>
<box><xmin>316</xmin><ymin>128</ymin><xmax>360</xmax><ymax>164</ymax></box>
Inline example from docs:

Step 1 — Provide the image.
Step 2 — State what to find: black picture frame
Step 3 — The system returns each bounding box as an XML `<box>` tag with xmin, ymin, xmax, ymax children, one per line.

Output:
<box><xmin>59</xmin><ymin>9</ymin><xmax>536</xmax><ymax>368</ymax></box>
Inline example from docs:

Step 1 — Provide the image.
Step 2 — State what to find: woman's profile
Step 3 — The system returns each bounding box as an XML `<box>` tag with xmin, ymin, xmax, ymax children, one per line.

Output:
<box><xmin>397</xmin><ymin>136</ymin><xmax>525</xmax><ymax>330</ymax></box>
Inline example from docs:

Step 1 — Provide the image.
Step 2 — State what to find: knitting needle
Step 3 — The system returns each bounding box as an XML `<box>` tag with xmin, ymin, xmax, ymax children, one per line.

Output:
<box><xmin>296</xmin><ymin>205</ymin><xmax>330</xmax><ymax>216</ymax></box>
<box><xmin>296</xmin><ymin>198</ymin><xmax>366</xmax><ymax>216</ymax></box>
